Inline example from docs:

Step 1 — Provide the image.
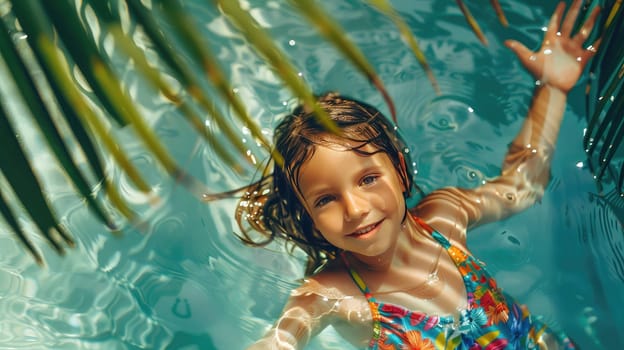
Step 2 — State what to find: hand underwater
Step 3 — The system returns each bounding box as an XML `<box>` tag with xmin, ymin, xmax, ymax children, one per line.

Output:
<box><xmin>504</xmin><ymin>0</ymin><xmax>601</xmax><ymax>93</ymax></box>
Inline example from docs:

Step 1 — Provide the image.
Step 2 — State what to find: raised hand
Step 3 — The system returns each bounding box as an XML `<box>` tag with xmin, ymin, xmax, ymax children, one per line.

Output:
<box><xmin>505</xmin><ymin>0</ymin><xmax>601</xmax><ymax>93</ymax></box>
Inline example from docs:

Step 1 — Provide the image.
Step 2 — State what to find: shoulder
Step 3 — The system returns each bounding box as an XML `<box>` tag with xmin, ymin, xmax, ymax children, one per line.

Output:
<box><xmin>284</xmin><ymin>261</ymin><xmax>367</xmax><ymax>326</ymax></box>
<box><xmin>293</xmin><ymin>261</ymin><xmax>360</xmax><ymax>301</ymax></box>
<box><xmin>411</xmin><ymin>187</ymin><xmax>473</xmax><ymax>246</ymax></box>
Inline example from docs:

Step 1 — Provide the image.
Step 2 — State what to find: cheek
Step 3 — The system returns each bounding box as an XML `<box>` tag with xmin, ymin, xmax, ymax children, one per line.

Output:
<box><xmin>312</xmin><ymin>210</ymin><xmax>342</xmax><ymax>234</ymax></box>
<box><xmin>376</xmin><ymin>180</ymin><xmax>405</xmax><ymax>207</ymax></box>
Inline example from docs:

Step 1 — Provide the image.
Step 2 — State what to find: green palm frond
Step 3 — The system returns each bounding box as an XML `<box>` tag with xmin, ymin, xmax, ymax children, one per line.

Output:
<box><xmin>584</xmin><ymin>0</ymin><xmax>624</xmax><ymax>195</ymax></box>
<box><xmin>366</xmin><ymin>0</ymin><xmax>440</xmax><ymax>95</ymax></box>
<box><xmin>15</xmin><ymin>0</ymin><xmax>616</xmax><ymax>265</ymax></box>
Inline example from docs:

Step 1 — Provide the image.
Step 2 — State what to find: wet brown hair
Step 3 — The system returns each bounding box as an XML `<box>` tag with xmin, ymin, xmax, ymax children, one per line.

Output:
<box><xmin>235</xmin><ymin>92</ymin><xmax>417</xmax><ymax>275</ymax></box>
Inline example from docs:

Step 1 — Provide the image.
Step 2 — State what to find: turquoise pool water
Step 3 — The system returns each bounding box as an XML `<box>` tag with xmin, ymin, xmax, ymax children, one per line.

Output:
<box><xmin>0</xmin><ymin>0</ymin><xmax>622</xmax><ymax>349</ymax></box>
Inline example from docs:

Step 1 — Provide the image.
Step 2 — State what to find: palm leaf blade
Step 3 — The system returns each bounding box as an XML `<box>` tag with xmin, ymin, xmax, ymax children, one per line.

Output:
<box><xmin>0</xmin><ymin>15</ymin><xmax>116</xmax><ymax>229</ymax></box>
<box><xmin>288</xmin><ymin>0</ymin><xmax>397</xmax><ymax>123</ymax></box>
<box><xmin>159</xmin><ymin>0</ymin><xmax>281</xmax><ymax>164</ymax></box>
<box><xmin>0</xmin><ymin>106</ymin><xmax>74</xmax><ymax>256</ymax></box>
<box><xmin>0</xmin><ymin>182</ymin><xmax>43</xmax><ymax>265</ymax></box>
<box><xmin>455</xmin><ymin>0</ymin><xmax>488</xmax><ymax>45</ymax></box>
<box><xmin>125</xmin><ymin>0</ymin><xmax>259</xmax><ymax>168</ymax></box>
<box><xmin>366</xmin><ymin>0</ymin><xmax>440</xmax><ymax>94</ymax></box>
<box><xmin>585</xmin><ymin>1</ymin><xmax>624</xmax><ymax>194</ymax></box>
<box><xmin>37</xmin><ymin>38</ymin><xmax>153</xmax><ymax>196</ymax></box>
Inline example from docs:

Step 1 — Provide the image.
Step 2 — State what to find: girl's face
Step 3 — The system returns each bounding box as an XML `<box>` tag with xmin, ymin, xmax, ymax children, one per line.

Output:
<box><xmin>297</xmin><ymin>140</ymin><xmax>407</xmax><ymax>259</ymax></box>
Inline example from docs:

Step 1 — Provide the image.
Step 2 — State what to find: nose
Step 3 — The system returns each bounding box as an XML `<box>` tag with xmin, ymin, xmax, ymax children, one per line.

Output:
<box><xmin>343</xmin><ymin>191</ymin><xmax>370</xmax><ymax>221</ymax></box>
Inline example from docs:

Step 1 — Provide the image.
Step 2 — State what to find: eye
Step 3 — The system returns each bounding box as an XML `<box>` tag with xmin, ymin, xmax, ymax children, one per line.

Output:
<box><xmin>315</xmin><ymin>195</ymin><xmax>334</xmax><ymax>208</ymax></box>
<box><xmin>360</xmin><ymin>174</ymin><xmax>378</xmax><ymax>186</ymax></box>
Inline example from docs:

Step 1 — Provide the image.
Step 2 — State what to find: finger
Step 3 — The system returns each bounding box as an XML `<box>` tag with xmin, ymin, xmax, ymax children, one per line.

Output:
<box><xmin>547</xmin><ymin>2</ymin><xmax>567</xmax><ymax>37</ymax></box>
<box><xmin>573</xmin><ymin>5</ymin><xmax>601</xmax><ymax>45</ymax></box>
<box><xmin>561</xmin><ymin>0</ymin><xmax>583</xmax><ymax>36</ymax></box>
<box><xmin>588</xmin><ymin>37</ymin><xmax>602</xmax><ymax>54</ymax></box>
<box><xmin>577</xmin><ymin>36</ymin><xmax>602</xmax><ymax>68</ymax></box>
<box><xmin>504</xmin><ymin>40</ymin><xmax>532</xmax><ymax>60</ymax></box>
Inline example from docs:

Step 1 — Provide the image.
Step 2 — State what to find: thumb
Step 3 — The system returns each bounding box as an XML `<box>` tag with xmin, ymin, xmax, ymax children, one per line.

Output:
<box><xmin>504</xmin><ymin>39</ymin><xmax>532</xmax><ymax>59</ymax></box>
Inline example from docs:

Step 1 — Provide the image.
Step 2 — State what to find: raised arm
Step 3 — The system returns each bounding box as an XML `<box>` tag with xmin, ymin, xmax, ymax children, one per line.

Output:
<box><xmin>414</xmin><ymin>0</ymin><xmax>601</xmax><ymax>238</ymax></box>
<box><xmin>469</xmin><ymin>0</ymin><xmax>601</xmax><ymax>221</ymax></box>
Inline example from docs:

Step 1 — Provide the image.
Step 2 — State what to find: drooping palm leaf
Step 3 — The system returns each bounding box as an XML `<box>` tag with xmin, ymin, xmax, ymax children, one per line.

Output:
<box><xmin>216</xmin><ymin>0</ymin><xmax>339</xmax><ymax>135</ymax></box>
<box><xmin>90</xmin><ymin>0</ymin><xmax>245</xmax><ymax>173</ymax></box>
<box><xmin>584</xmin><ymin>0</ymin><xmax>624</xmax><ymax>195</ymax></box>
<box><xmin>11</xmin><ymin>3</ymin><xmax>153</xmax><ymax>222</ymax></box>
<box><xmin>38</xmin><ymin>38</ymin><xmax>152</xmax><ymax>196</ymax></box>
<box><xmin>456</xmin><ymin>0</ymin><xmax>489</xmax><ymax>45</ymax></box>
<box><xmin>491</xmin><ymin>0</ymin><xmax>509</xmax><ymax>26</ymax></box>
<box><xmin>287</xmin><ymin>0</ymin><xmax>398</xmax><ymax>122</ymax></box>
<box><xmin>0</xmin><ymin>105</ymin><xmax>75</xmax><ymax>262</ymax></box>
<box><xmin>1</xmin><ymin>8</ymin><xmax>117</xmax><ymax>230</ymax></box>
<box><xmin>39</xmin><ymin>0</ymin><xmax>217</xmax><ymax>194</ymax></box>
<box><xmin>155</xmin><ymin>0</ymin><xmax>282</xmax><ymax>164</ymax></box>
<box><xmin>0</xmin><ymin>183</ymin><xmax>42</xmax><ymax>265</ymax></box>
<box><xmin>1</xmin><ymin>0</ymin><xmax>619</xmax><ymax>266</ymax></box>
<box><xmin>366</xmin><ymin>0</ymin><xmax>440</xmax><ymax>94</ymax></box>
<box><xmin>37</xmin><ymin>37</ymin><xmax>144</xmax><ymax>222</ymax></box>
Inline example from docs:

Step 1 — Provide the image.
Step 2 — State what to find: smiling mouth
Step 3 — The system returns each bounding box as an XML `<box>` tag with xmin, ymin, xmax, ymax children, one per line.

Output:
<box><xmin>348</xmin><ymin>220</ymin><xmax>382</xmax><ymax>237</ymax></box>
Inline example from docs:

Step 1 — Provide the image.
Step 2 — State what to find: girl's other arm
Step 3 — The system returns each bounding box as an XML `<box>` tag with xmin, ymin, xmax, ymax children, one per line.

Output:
<box><xmin>452</xmin><ymin>0</ymin><xmax>601</xmax><ymax>228</ymax></box>
<box><xmin>246</xmin><ymin>291</ymin><xmax>333</xmax><ymax>350</ymax></box>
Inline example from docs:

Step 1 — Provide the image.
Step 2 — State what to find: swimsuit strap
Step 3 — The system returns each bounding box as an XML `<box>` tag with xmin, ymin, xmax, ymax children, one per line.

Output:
<box><xmin>340</xmin><ymin>252</ymin><xmax>377</xmax><ymax>302</ymax></box>
<box><xmin>412</xmin><ymin>216</ymin><xmax>435</xmax><ymax>234</ymax></box>
<box><xmin>413</xmin><ymin>216</ymin><xmax>452</xmax><ymax>249</ymax></box>
<box><xmin>340</xmin><ymin>252</ymin><xmax>382</xmax><ymax>345</ymax></box>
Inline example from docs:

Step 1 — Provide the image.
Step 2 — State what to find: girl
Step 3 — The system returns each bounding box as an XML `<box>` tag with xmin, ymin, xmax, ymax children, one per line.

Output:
<box><xmin>236</xmin><ymin>1</ymin><xmax>601</xmax><ymax>349</ymax></box>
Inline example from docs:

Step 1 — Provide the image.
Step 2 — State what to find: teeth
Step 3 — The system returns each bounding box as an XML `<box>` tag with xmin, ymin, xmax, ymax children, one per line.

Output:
<box><xmin>353</xmin><ymin>223</ymin><xmax>376</xmax><ymax>235</ymax></box>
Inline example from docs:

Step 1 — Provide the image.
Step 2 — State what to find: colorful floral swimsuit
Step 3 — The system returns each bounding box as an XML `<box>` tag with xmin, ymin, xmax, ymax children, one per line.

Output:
<box><xmin>343</xmin><ymin>217</ymin><xmax>576</xmax><ymax>350</ymax></box>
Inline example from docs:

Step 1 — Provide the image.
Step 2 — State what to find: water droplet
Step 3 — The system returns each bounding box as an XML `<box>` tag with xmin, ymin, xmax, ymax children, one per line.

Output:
<box><xmin>288</xmin><ymin>39</ymin><xmax>296</xmax><ymax>46</ymax></box>
<box><xmin>12</xmin><ymin>32</ymin><xmax>27</xmax><ymax>41</ymax></box>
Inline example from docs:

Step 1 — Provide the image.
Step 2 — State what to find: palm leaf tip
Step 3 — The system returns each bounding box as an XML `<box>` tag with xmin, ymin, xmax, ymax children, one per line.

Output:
<box><xmin>456</xmin><ymin>0</ymin><xmax>489</xmax><ymax>45</ymax></box>
<box><xmin>490</xmin><ymin>0</ymin><xmax>509</xmax><ymax>27</ymax></box>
